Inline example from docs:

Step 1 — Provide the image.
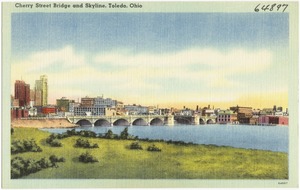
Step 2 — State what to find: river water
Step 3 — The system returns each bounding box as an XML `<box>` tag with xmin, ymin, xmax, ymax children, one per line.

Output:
<box><xmin>40</xmin><ymin>124</ymin><xmax>288</xmax><ymax>153</ymax></box>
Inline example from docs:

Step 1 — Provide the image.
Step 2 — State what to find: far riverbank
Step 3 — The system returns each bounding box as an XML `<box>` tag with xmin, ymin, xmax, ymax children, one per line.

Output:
<box><xmin>11</xmin><ymin>118</ymin><xmax>78</xmax><ymax>128</ymax></box>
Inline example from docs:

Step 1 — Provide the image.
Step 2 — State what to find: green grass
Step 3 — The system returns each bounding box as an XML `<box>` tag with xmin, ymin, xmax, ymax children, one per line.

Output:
<box><xmin>11</xmin><ymin>128</ymin><xmax>288</xmax><ymax>179</ymax></box>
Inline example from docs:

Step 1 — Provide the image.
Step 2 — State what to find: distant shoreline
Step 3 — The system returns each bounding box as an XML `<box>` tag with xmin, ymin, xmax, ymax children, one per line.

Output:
<box><xmin>11</xmin><ymin>118</ymin><xmax>78</xmax><ymax>128</ymax></box>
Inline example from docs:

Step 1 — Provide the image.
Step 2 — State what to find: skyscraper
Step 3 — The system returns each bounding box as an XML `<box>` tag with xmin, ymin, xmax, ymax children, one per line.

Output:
<box><xmin>34</xmin><ymin>89</ymin><xmax>42</xmax><ymax>106</ymax></box>
<box><xmin>14</xmin><ymin>80</ymin><xmax>30</xmax><ymax>107</ymax></box>
<box><xmin>35</xmin><ymin>75</ymin><xmax>48</xmax><ymax>106</ymax></box>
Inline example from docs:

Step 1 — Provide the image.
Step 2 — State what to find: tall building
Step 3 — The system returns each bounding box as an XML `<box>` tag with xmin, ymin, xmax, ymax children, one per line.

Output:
<box><xmin>34</xmin><ymin>89</ymin><xmax>42</xmax><ymax>106</ymax></box>
<box><xmin>14</xmin><ymin>80</ymin><xmax>30</xmax><ymax>107</ymax></box>
<box><xmin>35</xmin><ymin>75</ymin><xmax>48</xmax><ymax>106</ymax></box>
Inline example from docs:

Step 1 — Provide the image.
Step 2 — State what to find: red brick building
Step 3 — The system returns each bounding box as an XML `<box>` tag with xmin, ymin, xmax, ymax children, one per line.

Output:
<box><xmin>11</xmin><ymin>108</ymin><xmax>29</xmax><ymax>119</ymax></box>
<box><xmin>258</xmin><ymin>115</ymin><xmax>288</xmax><ymax>125</ymax></box>
<box><xmin>14</xmin><ymin>80</ymin><xmax>30</xmax><ymax>107</ymax></box>
<box><xmin>42</xmin><ymin>106</ymin><xmax>57</xmax><ymax>114</ymax></box>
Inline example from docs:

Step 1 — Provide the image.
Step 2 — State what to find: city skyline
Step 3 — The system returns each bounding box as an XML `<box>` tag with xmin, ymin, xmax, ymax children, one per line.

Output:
<box><xmin>11</xmin><ymin>13</ymin><xmax>289</xmax><ymax>109</ymax></box>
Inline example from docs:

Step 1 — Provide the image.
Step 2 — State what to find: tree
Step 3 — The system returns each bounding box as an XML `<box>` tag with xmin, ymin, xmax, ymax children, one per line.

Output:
<box><xmin>104</xmin><ymin>129</ymin><xmax>114</xmax><ymax>139</ymax></box>
<box><xmin>120</xmin><ymin>127</ymin><xmax>129</xmax><ymax>139</ymax></box>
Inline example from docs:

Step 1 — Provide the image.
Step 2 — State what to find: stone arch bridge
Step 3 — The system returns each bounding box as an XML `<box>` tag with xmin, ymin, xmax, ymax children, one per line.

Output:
<box><xmin>67</xmin><ymin>115</ymin><xmax>217</xmax><ymax>127</ymax></box>
<box><xmin>67</xmin><ymin>115</ymin><xmax>174</xmax><ymax>127</ymax></box>
<box><xmin>174</xmin><ymin>115</ymin><xmax>217</xmax><ymax>125</ymax></box>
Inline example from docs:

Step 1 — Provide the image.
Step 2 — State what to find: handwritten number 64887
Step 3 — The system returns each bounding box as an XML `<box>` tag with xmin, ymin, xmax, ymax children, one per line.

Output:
<box><xmin>254</xmin><ymin>4</ymin><xmax>288</xmax><ymax>12</ymax></box>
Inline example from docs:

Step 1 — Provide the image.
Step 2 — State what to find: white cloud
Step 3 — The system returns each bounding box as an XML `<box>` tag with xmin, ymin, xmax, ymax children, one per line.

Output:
<box><xmin>94</xmin><ymin>47</ymin><xmax>272</xmax><ymax>70</ymax></box>
<box><xmin>12</xmin><ymin>45</ymin><xmax>85</xmax><ymax>75</ymax></box>
<box><xmin>12</xmin><ymin>46</ymin><xmax>275</xmax><ymax>104</ymax></box>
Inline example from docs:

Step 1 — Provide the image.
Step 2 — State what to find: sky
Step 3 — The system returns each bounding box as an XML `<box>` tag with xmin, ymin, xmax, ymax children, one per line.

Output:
<box><xmin>11</xmin><ymin>13</ymin><xmax>289</xmax><ymax>109</ymax></box>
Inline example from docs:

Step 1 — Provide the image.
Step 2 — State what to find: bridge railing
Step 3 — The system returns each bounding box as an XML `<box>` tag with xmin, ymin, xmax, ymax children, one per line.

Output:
<box><xmin>67</xmin><ymin>114</ymin><xmax>167</xmax><ymax>119</ymax></box>
<box><xmin>20</xmin><ymin>116</ymin><xmax>66</xmax><ymax>120</ymax></box>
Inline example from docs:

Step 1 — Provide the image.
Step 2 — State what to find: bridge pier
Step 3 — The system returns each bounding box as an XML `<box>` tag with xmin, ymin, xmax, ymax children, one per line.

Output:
<box><xmin>173</xmin><ymin>115</ymin><xmax>217</xmax><ymax>125</ymax></box>
<box><xmin>192</xmin><ymin>115</ymin><xmax>200</xmax><ymax>125</ymax></box>
<box><xmin>165</xmin><ymin>115</ymin><xmax>174</xmax><ymax>126</ymax></box>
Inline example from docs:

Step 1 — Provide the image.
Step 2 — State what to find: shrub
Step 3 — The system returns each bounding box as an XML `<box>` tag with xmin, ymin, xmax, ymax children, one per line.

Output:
<box><xmin>11</xmin><ymin>155</ymin><xmax>62</xmax><ymax>179</ymax></box>
<box><xmin>11</xmin><ymin>139</ymin><xmax>42</xmax><ymax>154</ymax></box>
<box><xmin>82</xmin><ymin>131</ymin><xmax>97</xmax><ymax>138</ymax></box>
<box><xmin>24</xmin><ymin>159</ymin><xmax>41</xmax><ymax>174</ymax></box>
<box><xmin>46</xmin><ymin>136</ymin><xmax>53</xmax><ymax>144</ymax></box>
<box><xmin>129</xmin><ymin>142</ymin><xmax>143</xmax><ymax>150</ymax></box>
<box><xmin>11</xmin><ymin>167</ymin><xmax>21</xmax><ymax>179</ymax></box>
<box><xmin>11</xmin><ymin>128</ymin><xmax>14</xmax><ymax>135</ymax></box>
<box><xmin>49</xmin><ymin>155</ymin><xmax>66</xmax><ymax>163</ymax></box>
<box><xmin>66</xmin><ymin>129</ymin><xmax>77</xmax><ymax>136</ymax></box>
<box><xmin>11</xmin><ymin>157</ymin><xmax>27</xmax><ymax>179</ymax></box>
<box><xmin>11</xmin><ymin>156</ymin><xmax>25</xmax><ymax>172</ymax></box>
<box><xmin>50</xmin><ymin>139</ymin><xmax>62</xmax><ymax>147</ymax></box>
<box><xmin>166</xmin><ymin>140</ymin><xmax>191</xmax><ymax>146</ymax></box>
<box><xmin>78</xmin><ymin>152</ymin><xmax>98</xmax><ymax>163</ymax></box>
<box><xmin>147</xmin><ymin>144</ymin><xmax>162</xmax><ymax>152</ymax></box>
<box><xmin>46</xmin><ymin>134</ymin><xmax>63</xmax><ymax>147</ymax></box>
<box><xmin>36</xmin><ymin>157</ymin><xmax>51</xmax><ymax>168</ymax></box>
<box><xmin>58</xmin><ymin>157</ymin><xmax>66</xmax><ymax>162</ymax></box>
<box><xmin>75</xmin><ymin>138</ymin><xmax>98</xmax><ymax>148</ymax></box>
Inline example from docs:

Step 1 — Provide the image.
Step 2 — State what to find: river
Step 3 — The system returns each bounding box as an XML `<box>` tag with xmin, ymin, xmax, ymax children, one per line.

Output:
<box><xmin>40</xmin><ymin>124</ymin><xmax>288</xmax><ymax>153</ymax></box>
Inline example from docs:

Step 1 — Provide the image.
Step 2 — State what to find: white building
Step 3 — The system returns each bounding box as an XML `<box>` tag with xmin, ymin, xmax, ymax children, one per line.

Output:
<box><xmin>94</xmin><ymin>97</ymin><xmax>117</xmax><ymax>108</ymax></box>
<box><xmin>73</xmin><ymin>96</ymin><xmax>118</xmax><ymax>116</ymax></box>
<box><xmin>124</xmin><ymin>105</ymin><xmax>148</xmax><ymax>115</ymax></box>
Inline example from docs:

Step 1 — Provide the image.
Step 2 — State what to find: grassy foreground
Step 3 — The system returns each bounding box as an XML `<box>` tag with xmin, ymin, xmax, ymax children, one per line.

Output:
<box><xmin>11</xmin><ymin>128</ymin><xmax>288</xmax><ymax>179</ymax></box>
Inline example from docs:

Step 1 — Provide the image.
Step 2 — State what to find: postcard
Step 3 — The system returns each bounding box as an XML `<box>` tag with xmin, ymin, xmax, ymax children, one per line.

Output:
<box><xmin>2</xmin><ymin>1</ymin><xmax>299</xmax><ymax>188</ymax></box>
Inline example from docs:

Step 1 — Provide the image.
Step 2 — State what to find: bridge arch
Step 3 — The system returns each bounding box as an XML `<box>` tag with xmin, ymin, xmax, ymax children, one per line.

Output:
<box><xmin>150</xmin><ymin>118</ymin><xmax>164</xmax><ymax>126</ymax></box>
<box><xmin>76</xmin><ymin>119</ymin><xmax>92</xmax><ymax>127</ymax></box>
<box><xmin>174</xmin><ymin>118</ymin><xmax>192</xmax><ymax>125</ymax></box>
<box><xmin>113</xmin><ymin>118</ymin><xmax>130</xmax><ymax>126</ymax></box>
<box><xmin>207</xmin><ymin>119</ymin><xmax>214</xmax><ymax>124</ymax></box>
<box><xmin>132</xmin><ymin>118</ymin><xmax>148</xmax><ymax>126</ymax></box>
<box><xmin>200</xmin><ymin>118</ymin><xmax>205</xmax><ymax>125</ymax></box>
<box><xmin>94</xmin><ymin>119</ymin><xmax>111</xmax><ymax>127</ymax></box>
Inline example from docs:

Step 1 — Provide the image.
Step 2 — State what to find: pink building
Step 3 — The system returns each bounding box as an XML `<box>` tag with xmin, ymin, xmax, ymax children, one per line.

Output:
<box><xmin>278</xmin><ymin>116</ymin><xmax>288</xmax><ymax>125</ymax></box>
<box><xmin>258</xmin><ymin>115</ymin><xmax>288</xmax><ymax>125</ymax></box>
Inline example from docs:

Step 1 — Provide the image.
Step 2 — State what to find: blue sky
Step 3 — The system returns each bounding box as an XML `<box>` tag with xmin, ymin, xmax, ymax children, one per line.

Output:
<box><xmin>11</xmin><ymin>13</ymin><xmax>289</xmax><ymax>108</ymax></box>
<box><xmin>12</xmin><ymin>13</ymin><xmax>288</xmax><ymax>56</ymax></box>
